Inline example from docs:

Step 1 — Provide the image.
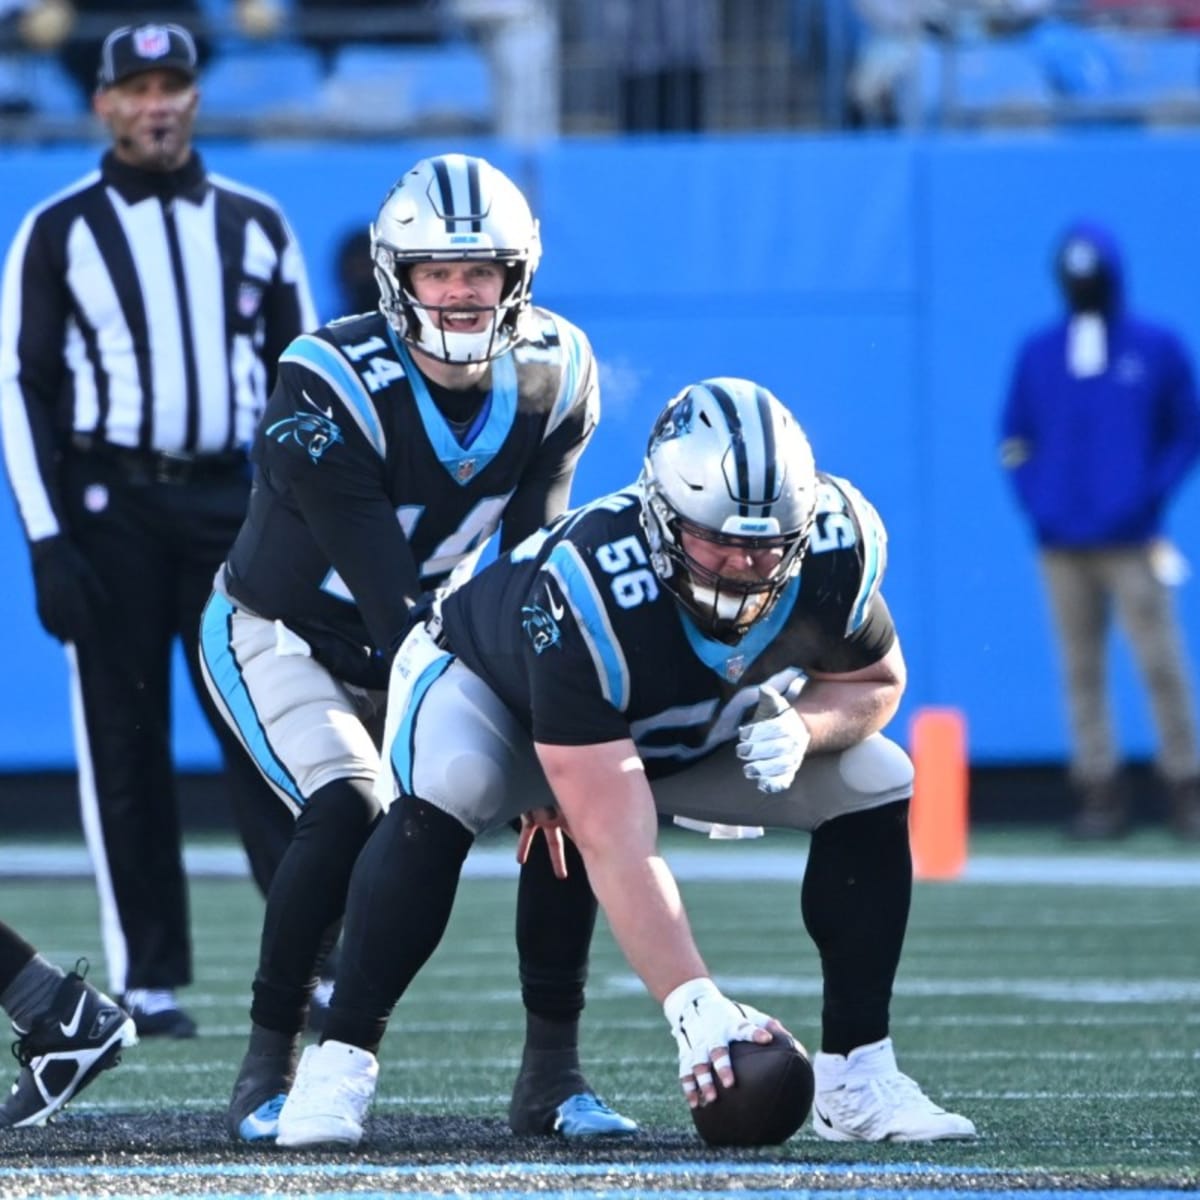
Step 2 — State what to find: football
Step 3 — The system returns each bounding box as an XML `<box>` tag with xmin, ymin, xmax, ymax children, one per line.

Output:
<box><xmin>690</xmin><ymin>1034</ymin><xmax>814</xmax><ymax>1147</ymax></box>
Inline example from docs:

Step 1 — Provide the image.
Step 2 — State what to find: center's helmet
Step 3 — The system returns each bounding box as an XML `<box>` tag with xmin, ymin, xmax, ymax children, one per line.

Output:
<box><xmin>370</xmin><ymin>153</ymin><xmax>542</xmax><ymax>364</ymax></box>
<box><xmin>639</xmin><ymin>378</ymin><xmax>818</xmax><ymax>644</ymax></box>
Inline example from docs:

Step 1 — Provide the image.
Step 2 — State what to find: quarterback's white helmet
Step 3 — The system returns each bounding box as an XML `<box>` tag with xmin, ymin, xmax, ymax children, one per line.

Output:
<box><xmin>639</xmin><ymin>378</ymin><xmax>817</xmax><ymax>643</ymax></box>
<box><xmin>370</xmin><ymin>153</ymin><xmax>542</xmax><ymax>364</ymax></box>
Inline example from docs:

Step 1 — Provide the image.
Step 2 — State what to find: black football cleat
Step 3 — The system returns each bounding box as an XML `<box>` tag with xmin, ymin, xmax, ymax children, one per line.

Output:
<box><xmin>120</xmin><ymin>990</ymin><xmax>197</xmax><ymax>1039</ymax></box>
<box><xmin>508</xmin><ymin>1052</ymin><xmax>637</xmax><ymax>1138</ymax></box>
<box><xmin>0</xmin><ymin>966</ymin><xmax>137</xmax><ymax>1128</ymax></box>
<box><xmin>227</xmin><ymin>1025</ymin><xmax>301</xmax><ymax>1143</ymax></box>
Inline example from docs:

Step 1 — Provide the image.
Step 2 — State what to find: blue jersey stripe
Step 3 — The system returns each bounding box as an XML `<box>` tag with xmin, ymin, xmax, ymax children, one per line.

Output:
<box><xmin>545</xmin><ymin>542</ymin><xmax>629</xmax><ymax>710</ymax></box>
<box><xmin>831</xmin><ymin>474</ymin><xmax>887</xmax><ymax>633</ymax></box>
<box><xmin>198</xmin><ymin>594</ymin><xmax>304</xmax><ymax>808</ymax></box>
<box><xmin>389</xmin><ymin>651</ymin><xmax>455</xmax><ymax>796</ymax></box>
<box><xmin>282</xmin><ymin>334</ymin><xmax>387</xmax><ymax>457</ymax></box>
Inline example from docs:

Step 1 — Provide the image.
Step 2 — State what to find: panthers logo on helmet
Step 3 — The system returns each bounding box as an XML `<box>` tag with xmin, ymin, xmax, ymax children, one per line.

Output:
<box><xmin>520</xmin><ymin>602</ymin><xmax>561</xmax><ymax>655</ymax></box>
<box><xmin>649</xmin><ymin>393</ymin><xmax>695</xmax><ymax>450</ymax></box>
<box><xmin>266</xmin><ymin>412</ymin><xmax>344</xmax><ymax>463</ymax></box>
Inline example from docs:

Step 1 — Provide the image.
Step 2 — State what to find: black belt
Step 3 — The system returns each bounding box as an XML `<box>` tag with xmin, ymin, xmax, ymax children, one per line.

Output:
<box><xmin>69</xmin><ymin>435</ymin><xmax>248</xmax><ymax>485</ymax></box>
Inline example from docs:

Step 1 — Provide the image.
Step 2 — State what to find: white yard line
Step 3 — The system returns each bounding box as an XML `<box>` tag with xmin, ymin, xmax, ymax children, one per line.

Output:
<box><xmin>3</xmin><ymin>843</ymin><xmax>1200</xmax><ymax>885</ymax></box>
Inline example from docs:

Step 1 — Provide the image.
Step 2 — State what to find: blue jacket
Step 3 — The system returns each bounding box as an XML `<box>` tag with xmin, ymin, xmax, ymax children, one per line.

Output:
<box><xmin>1000</xmin><ymin>222</ymin><xmax>1200</xmax><ymax>548</ymax></box>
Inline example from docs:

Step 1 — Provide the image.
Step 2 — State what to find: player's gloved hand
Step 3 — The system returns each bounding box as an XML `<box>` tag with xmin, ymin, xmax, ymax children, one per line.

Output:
<box><xmin>515</xmin><ymin>806</ymin><xmax>573</xmax><ymax>879</ymax></box>
<box><xmin>662</xmin><ymin>977</ymin><xmax>776</xmax><ymax>1108</ymax></box>
<box><xmin>30</xmin><ymin>535</ymin><xmax>108</xmax><ymax>644</ymax></box>
<box><xmin>302</xmin><ymin>627</ymin><xmax>392</xmax><ymax>690</ymax></box>
<box><xmin>736</xmin><ymin>684</ymin><xmax>810</xmax><ymax>794</ymax></box>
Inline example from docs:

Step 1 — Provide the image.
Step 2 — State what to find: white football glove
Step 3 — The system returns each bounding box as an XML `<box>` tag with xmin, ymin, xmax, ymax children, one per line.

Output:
<box><xmin>736</xmin><ymin>684</ymin><xmax>810</xmax><ymax>794</ymax></box>
<box><xmin>662</xmin><ymin>977</ymin><xmax>773</xmax><ymax>1103</ymax></box>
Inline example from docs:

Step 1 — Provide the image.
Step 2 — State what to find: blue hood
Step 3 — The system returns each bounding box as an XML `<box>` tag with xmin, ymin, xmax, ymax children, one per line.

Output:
<box><xmin>1055</xmin><ymin>219</ymin><xmax>1125</xmax><ymax>315</ymax></box>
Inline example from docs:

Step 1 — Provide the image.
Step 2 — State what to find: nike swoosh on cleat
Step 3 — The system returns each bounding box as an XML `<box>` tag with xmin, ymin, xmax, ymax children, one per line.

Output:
<box><xmin>59</xmin><ymin>994</ymin><xmax>87</xmax><ymax>1039</ymax></box>
<box><xmin>238</xmin><ymin>1095</ymin><xmax>286</xmax><ymax>1143</ymax></box>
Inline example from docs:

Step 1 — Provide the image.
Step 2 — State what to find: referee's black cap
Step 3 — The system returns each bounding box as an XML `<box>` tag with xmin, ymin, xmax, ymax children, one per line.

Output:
<box><xmin>96</xmin><ymin>23</ymin><xmax>198</xmax><ymax>89</ymax></box>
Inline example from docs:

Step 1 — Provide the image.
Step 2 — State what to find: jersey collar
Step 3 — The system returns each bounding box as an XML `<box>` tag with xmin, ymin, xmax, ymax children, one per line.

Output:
<box><xmin>388</xmin><ymin>329</ymin><xmax>518</xmax><ymax>487</ymax></box>
<box><xmin>677</xmin><ymin>573</ymin><xmax>801</xmax><ymax>683</ymax></box>
<box><xmin>101</xmin><ymin>148</ymin><xmax>208</xmax><ymax>205</ymax></box>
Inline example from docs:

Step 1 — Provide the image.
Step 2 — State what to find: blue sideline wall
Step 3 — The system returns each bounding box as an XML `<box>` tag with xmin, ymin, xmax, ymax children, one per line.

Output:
<box><xmin>2</xmin><ymin>130</ymin><xmax>1199</xmax><ymax>770</ymax></box>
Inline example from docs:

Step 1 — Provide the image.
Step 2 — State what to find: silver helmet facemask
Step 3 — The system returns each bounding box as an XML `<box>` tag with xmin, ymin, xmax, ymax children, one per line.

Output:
<box><xmin>370</xmin><ymin>153</ymin><xmax>542</xmax><ymax>364</ymax></box>
<box><xmin>639</xmin><ymin>378</ymin><xmax>817</xmax><ymax>644</ymax></box>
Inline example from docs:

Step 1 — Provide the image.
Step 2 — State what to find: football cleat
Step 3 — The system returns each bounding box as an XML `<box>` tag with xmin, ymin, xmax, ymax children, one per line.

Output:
<box><xmin>0</xmin><ymin>966</ymin><xmax>137</xmax><ymax>1128</ymax></box>
<box><xmin>552</xmin><ymin>1092</ymin><xmax>639</xmax><ymax>1138</ymax></box>
<box><xmin>120</xmin><ymin>989</ymin><xmax>197</xmax><ymax>1039</ymax></box>
<box><xmin>236</xmin><ymin>1094</ymin><xmax>286</xmax><ymax>1143</ymax></box>
<box><xmin>306</xmin><ymin>978</ymin><xmax>334</xmax><ymax>1036</ymax></box>
<box><xmin>227</xmin><ymin>1025</ymin><xmax>301</xmax><ymax>1143</ymax></box>
<box><xmin>509</xmin><ymin>1054</ymin><xmax>637</xmax><ymax>1138</ymax></box>
<box><xmin>811</xmin><ymin>1037</ymin><xmax>977</xmax><ymax>1143</ymax></box>
<box><xmin>275</xmin><ymin>1041</ymin><xmax>378</xmax><ymax>1148</ymax></box>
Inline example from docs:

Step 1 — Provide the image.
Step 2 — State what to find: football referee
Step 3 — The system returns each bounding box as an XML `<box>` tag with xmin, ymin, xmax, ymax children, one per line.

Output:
<box><xmin>0</xmin><ymin>23</ymin><xmax>316</xmax><ymax>1036</ymax></box>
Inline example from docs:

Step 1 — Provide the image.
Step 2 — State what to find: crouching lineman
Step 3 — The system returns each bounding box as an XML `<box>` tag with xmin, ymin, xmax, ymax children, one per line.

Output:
<box><xmin>274</xmin><ymin>377</ymin><xmax>977</xmax><ymax>1147</ymax></box>
<box><xmin>199</xmin><ymin>153</ymin><xmax>633</xmax><ymax>1143</ymax></box>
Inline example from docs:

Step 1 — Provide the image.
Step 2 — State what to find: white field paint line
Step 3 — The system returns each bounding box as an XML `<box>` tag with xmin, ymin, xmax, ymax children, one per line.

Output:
<box><xmin>601</xmin><ymin>974</ymin><xmax>1200</xmax><ymax>1002</ymax></box>
<box><xmin>0</xmin><ymin>1161</ymin><xmax>1014</xmax><ymax>1180</ymax></box>
<box><xmin>5</xmin><ymin>844</ymin><xmax>1200</xmax><ymax>885</ymax></box>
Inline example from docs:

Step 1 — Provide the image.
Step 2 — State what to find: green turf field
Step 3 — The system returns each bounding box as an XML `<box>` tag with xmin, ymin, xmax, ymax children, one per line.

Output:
<box><xmin>1</xmin><ymin>825</ymin><xmax>1197</xmax><ymax>1197</ymax></box>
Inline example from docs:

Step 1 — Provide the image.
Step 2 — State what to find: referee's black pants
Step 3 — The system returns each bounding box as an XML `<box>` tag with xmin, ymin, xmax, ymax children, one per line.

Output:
<box><xmin>61</xmin><ymin>450</ymin><xmax>293</xmax><ymax>994</ymax></box>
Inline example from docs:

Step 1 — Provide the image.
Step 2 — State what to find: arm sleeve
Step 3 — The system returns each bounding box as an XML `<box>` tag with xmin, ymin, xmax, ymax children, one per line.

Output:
<box><xmin>498</xmin><ymin>327</ymin><xmax>600</xmax><ymax>552</ymax></box>
<box><xmin>264</xmin><ymin>363</ymin><xmax>420</xmax><ymax>651</ymax></box>
<box><xmin>0</xmin><ymin>211</ymin><xmax>70</xmax><ymax>544</ymax></box>
<box><xmin>524</xmin><ymin>572</ymin><xmax>632</xmax><ymax>746</ymax></box>
<box><xmin>807</xmin><ymin>592</ymin><xmax>898</xmax><ymax>674</ymax></box>
<box><xmin>1149</xmin><ymin>333</ymin><xmax>1200</xmax><ymax>507</ymax></box>
<box><xmin>499</xmin><ymin>407</ymin><xmax>596</xmax><ymax>552</ymax></box>
<box><xmin>998</xmin><ymin>342</ymin><xmax>1039</xmax><ymax>516</ymax></box>
<box><xmin>258</xmin><ymin>210</ymin><xmax>318</xmax><ymax>396</ymax></box>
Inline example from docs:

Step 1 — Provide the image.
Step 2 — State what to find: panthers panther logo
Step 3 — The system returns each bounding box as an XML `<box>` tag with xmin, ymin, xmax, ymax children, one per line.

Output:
<box><xmin>520</xmin><ymin>602</ymin><xmax>561</xmax><ymax>655</ymax></box>
<box><xmin>648</xmin><ymin>393</ymin><xmax>694</xmax><ymax>451</ymax></box>
<box><xmin>266</xmin><ymin>411</ymin><xmax>344</xmax><ymax>463</ymax></box>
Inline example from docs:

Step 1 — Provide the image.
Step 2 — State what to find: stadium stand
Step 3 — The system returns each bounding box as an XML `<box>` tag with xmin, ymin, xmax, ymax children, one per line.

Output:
<box><xmin>194</xmin><ymin>41</ymin><xmax>325</xmax><ymax>123</ymax></box>
<box><xmin>4</xmin><ymin>2</ymin><xmax>1200</xmax><ymax>138</ymax></box>
<box><xmin>927</xmin><ymin>36</ymin><xmax>1057</xmax><ymax>127</ymax></box>
<box><xmin>321</xmin><ymin>39</ymin><xmax>493</xmax><ymax>133</ymax></box>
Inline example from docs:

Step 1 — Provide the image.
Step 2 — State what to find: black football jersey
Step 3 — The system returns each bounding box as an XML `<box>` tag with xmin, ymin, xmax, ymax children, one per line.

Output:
<box><xmin>441</xmin><ymin>472</ymin><xmax>895</xmax><ymax>779</ymax></box>
<box><xmin>223</xmin><ymin>308</ymin><xmax>598</xmax><ymax>652</ymax></box>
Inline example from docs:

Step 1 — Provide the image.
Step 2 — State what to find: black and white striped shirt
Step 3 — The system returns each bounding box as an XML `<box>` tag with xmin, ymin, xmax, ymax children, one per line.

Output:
<box><xmin>0</xmin><ymin>149</ymin><xmax>317</xmax><ymax>542</ymax></box>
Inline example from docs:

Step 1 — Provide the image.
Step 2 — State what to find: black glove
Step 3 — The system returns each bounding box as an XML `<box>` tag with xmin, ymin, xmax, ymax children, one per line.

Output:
<box><xmin>30</xmin><ymin>536</ymin><xmax>109</xmax><ymax>644</ymax></box>
<box><xmin>301</xmin><ymin>627</ymin><xmax>393</xmax><ymax>691</ymax></box>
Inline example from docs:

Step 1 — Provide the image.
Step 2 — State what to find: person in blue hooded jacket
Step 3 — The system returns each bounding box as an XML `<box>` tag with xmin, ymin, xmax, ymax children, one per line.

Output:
<box><xmin>1000</xmin><ymin>220</ymin><xmax>1200</xmax><ymax>841</ymax></box>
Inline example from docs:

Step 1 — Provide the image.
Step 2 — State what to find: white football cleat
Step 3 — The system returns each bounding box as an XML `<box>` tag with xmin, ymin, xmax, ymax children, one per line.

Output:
<box><xmin>275</xmin><ymin>1040</ymin><xmax>379</xmax><ymax>1148</ymax></box>
<box><xmin>811</xmin><ymin>1037</ymin><xmax>976</xmax><ymax>1142</ymax></box>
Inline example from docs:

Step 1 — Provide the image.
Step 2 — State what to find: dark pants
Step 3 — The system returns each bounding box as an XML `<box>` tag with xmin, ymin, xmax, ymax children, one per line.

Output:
<box><xmin>61</xmin><ymin>449</ymin><xmax>292</xmax><ymax>994</ymax></box>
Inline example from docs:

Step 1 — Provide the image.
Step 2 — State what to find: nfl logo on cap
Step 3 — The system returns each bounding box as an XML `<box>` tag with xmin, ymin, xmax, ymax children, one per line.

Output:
<box><xmin>98</xmin><ymin>22</ymin><xmax>198</xmax><ymax>88</ymax></box>
<box><xmin>134</xmin><ymin>26</ymin><xmax>172</xmax><ymax>58</ymax></box>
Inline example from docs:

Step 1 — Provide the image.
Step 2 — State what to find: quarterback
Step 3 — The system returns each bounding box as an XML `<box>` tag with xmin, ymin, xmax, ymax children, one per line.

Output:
<box><xmin>199</xmin><ymin>154</ymin><xmax>632</xmax><ymax>1143</ymax></box>
<box><xmin>275</xmin><ymin>377</ymin><xmax>978</xmax><ymax>1146</ymax></box>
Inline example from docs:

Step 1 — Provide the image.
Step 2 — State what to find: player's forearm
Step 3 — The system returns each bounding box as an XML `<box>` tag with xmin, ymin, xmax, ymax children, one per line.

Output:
<box><xmin>537</xmin><ymin>738</ymin><xmax>709</xmax><ymax>1002</ymax></box>
<box><xmin>796</xmin><ymin>679</ymin><xmax>902</xmax><ymax>753</ymax></box>
<box><xmin>581</xmin><ymin>846</ymin><xmax>709</xmax><ymax>1004</ymax></box>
